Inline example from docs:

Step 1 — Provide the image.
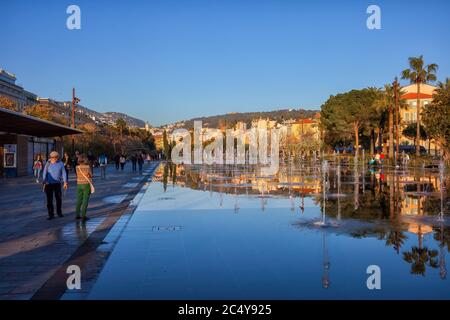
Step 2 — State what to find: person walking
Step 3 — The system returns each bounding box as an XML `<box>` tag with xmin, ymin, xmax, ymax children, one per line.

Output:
<box><xmin>33</xmin><ymin>154</ymin><xmax>43</xmax><ymax>183</ymax></box>
<box><xmin>114</xmin><ymin>153</ymin><xmax>120</xmax><ymax>170</ymax></box>
<box><xmin>75</xmin><ymin>154</ymin><xmax>95</xmax><ymax>222</ymax></box>
<box><xmin>63</xmin><ymin>152</ymin><xmax>71</xmax><ymax>181</ymax></box>
<box><xmin>120</xmin><ymin>154</ymin><xmax>126</xmax><ymax>171</ymax></box>
<box><xmin>380</xmin><ymin>152</ymin><xmax>385</xmax><ymax>164</ymax></box>
<box><xmin>87</xmin><ymin>151</ymin><xmax>96</xmax><ymax>176</ymax></box>
<box><xmin>131</xmin><ymin>154</ymin><xmax>137</xmax><ymax>172</ymax></box>
<box><xmin>137</xmin><ymin>153</ymin><xmax>144</xmax><ymax>174</ymax></box>
<box><xmin>98</xmin><ymin>153</ymin><xmax>108</xmax><ymax>179</ymax></box>
<box><xmin>42</xmin><ymin>151</ymin><xmax>68</xmax><ymax>220</ymax></box>
<box><xmin>374</xmin><ymin>152</ymin><xmax>381</xmax><ymax>165</ymax></box>
<box><xmin>404</xmin><ymin>153</ymin><xmax>410</xmax><ymax>166</ymax></box>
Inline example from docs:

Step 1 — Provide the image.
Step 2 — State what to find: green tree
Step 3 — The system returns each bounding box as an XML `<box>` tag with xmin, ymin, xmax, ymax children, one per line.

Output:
<box><xmin>23</xmin><ymin>104</ymin><xmax>53</xmax><ymax>121</ymax></box>
<box><xmin>373</xmin><ymin>84</ymin><xmax>407</xmax><ymax>160</ymax></box>
<box><xmin>402</xmin><ymin>122</ymin><xmax>427</xmax><ymax>144</ymax></box>
<box><xmin>401</xmin><ymin>56</ymin><xmax>438</xmax><ymax>156</ymax></box>
<box><xmin>422</xmin><ymin>78</ymin><xmax>450</xmax><ymax>161</ymax></box>
<box><xmin>320</xmin><ymin>88</ymin><xmax>380</xmax><ymax>157</ymax></box>
<box><xmin>115</xmin><ymin>118</ymin><xmax>128</xmax><ymax>141</ymax></box>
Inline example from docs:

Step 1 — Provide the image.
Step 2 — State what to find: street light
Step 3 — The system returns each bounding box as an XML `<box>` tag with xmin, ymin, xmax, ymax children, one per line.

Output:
<box><xmin>71</xmin><ymin>88</ymin><xmax>80</xmax><ymax>154</ymax></box>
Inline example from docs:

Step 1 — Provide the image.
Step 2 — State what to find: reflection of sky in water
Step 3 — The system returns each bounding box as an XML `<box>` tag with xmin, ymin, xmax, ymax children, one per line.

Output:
<box><xmin>89</xmin><ymin>163</ymin><xmax>450</xmax><ymax>299</ymax></box>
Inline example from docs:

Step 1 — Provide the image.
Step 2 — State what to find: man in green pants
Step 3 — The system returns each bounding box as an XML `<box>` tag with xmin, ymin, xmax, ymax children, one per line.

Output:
<box><xmin>75</xmin><ymin>154</ymin><xmax>94</xmax><ymax>222</ymax></box>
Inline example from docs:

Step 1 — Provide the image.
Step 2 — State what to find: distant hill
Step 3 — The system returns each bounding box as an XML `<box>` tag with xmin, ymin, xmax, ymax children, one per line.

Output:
<box><xmin>73</xmin><ymin>105</ymin><xmax>145</xmax><ymax>128</ymax></box>
<box><xmin>102</xmin><ymin>112</ymin><xmax>145</xmax><ymax>128</ymax></box>
<box><xmin>163</xmin><ymin>108</ymin><xmax>319</xmax><ymax>129</ymax></box>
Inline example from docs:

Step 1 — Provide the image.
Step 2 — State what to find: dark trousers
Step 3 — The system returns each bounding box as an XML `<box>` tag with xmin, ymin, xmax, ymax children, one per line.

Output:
<box><xmin>115</xmin><ymin>162</ymin><xmax>120</xmax><ymax>170</ymax></box>
<box><xmin>64</xmin><ymin>166</ymin><xmax>70</xmax><ymax>181</ymax></box>
<box><xmin>45</xmin><ymin>183</ymin><xmax>62</xmax><ymax>217</ymax></box>
<box><xmin>132</xmin><ymin>161</ymin><xmax>137</xmax><ymax>171</ymax></box>
<box><xmin>120</xmin><ymin>163</ymin><xmax>125</xmax><ymax>170</ymax></box>
<box><xmin>138</xmin><ymin>163</ymin><xmax>143</xmax><ymax>174</ymax></box>
<box><xmin>100</xmin><ymin>165</ymin><xmax>106</xmax><ymax>179</ymax></box>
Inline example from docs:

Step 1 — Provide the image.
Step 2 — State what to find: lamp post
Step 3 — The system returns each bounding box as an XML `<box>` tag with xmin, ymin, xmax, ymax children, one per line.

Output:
<box><xmin>71</xmin><ymin>88</ymin><xmax>80</xmax><ymax>154</ymax></box>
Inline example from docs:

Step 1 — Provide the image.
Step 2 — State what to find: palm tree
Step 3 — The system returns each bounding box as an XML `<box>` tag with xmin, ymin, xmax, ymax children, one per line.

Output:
<box><xmin>374</xmin><ymin>84</ymin><xmax>395</xmax><ymax>159</ymax></box>
<box><xmin>394</xmin><ymin>84</ymin><xmax>408</xmax><ymax>159</ymax></box>
<box><xmin>401</xmin><ymin>56</ymin><xmax>438</xmax><ymax>157</ymax></box>
<box><xmin>373</xmin><ymin>84</ymin><xmax>407</xmax><ymax>160</ymax></box>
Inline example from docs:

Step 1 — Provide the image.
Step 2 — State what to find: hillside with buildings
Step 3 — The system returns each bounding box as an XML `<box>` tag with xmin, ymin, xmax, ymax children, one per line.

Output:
<box><xmin>0</xmin><ymin>68</ymin><xmax>146</xmax><ymax>129</ymax></box>
<box><xmin>161</xmin><ymin>108</ymin><xmax>319</xmax><ymax>130</ymax></box>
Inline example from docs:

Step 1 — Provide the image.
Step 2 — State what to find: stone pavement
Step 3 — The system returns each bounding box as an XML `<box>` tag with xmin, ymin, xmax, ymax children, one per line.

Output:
<box><xmin>0</xmin><ymin>162</ymin><xmax>159</xmax><ymax>300</ymax></box>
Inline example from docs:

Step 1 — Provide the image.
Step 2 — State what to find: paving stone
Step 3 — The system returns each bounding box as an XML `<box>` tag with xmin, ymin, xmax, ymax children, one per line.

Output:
<box><xmin>0</xmin><ymin>163</ymin><xmax>159</xmax><ymax>300</ymax></box>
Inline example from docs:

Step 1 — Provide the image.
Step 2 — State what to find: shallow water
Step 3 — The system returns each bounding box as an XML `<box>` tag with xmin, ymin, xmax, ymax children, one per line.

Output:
<box><xmin>88</xmin><ymin>161</ymin><xmax>450</xmax><ymax>299</ymax></box>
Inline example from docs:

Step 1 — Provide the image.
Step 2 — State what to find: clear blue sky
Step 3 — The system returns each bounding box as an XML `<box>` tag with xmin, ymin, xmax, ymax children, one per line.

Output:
<box><xmin>1</xmin><ymin>0</ymin><xmax>449</xmax><ymax>126</ymax></box>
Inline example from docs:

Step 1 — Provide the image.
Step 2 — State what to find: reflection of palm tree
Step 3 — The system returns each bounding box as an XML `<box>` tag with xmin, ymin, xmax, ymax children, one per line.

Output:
<box><xmin>385</xmin><ymin>230</ymin><xmax>407</xmax><ymax>254</ymax></box>
<box><xmin>433</xmin><ymin>225</ymin><xmax>449</xmax><ymax>279</ymax></box>
<box><xmin>403</xmin><ymin>246</ymin><xmax>439</xmax><ymax>276</ymax></box>
<box><xmin>433</xmin><ymin>225</ymin><xmax>450</xmax><ymax>252</ymax></box>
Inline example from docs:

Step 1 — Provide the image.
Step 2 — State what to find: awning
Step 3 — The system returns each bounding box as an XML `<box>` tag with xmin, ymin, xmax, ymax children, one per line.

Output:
<box><xmin>0</xmin><ymin>107</ymin><xmax>83</xmax><ymax>137</ymax></box>
<box><xmin>401</xmin><ymin>93</ymin><xmax>433</xmax><ymax>100</ymax></box>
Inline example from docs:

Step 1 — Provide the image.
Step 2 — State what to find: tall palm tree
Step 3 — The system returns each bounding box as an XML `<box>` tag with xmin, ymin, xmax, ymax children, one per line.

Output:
<box><xmin>373</xmin><ymin>84</ymin><xmax>407</xmax><ymax>160</ymax></box>
<box><xmin>379</xmin><ymin>84</ymin><xmax>395</xmax><ymax>159</ymax></box>
<box><xmin>401</xmin><ymin>56</ymin><xmax>438</xmax><ymax>157</ymax></box>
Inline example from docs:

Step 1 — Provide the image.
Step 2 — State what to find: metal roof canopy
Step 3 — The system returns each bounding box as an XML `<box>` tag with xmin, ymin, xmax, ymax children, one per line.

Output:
<box><xmin>0</xmin><ymin>107</ymin><xmax>83</xmax><ymax>137</ymax></box>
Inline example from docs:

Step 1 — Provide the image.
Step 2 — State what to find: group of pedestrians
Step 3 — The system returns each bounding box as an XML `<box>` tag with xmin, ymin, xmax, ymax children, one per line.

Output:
<box><xmin>32</xmin><ymin>150</ymin><xmax>148</xmax><ymax>221</ymax></box>
<box><xmin>113</xmin><ymin>153</ymin><xmax>127</xmax><ymax>170</ymax></box>
<box><xmin>113</xmin><ymin>152</ymin><xmax>145</xmax><ymax>174</ymax></box>
<box><xmin>369</xmin><ymin>152</ymin><xmax>385</xmax><ymax>166</ymax></box>
<box><xmin>32</xmin><ymin>151</ymin><xmax>100</xmax><ymax>222</ymax></box>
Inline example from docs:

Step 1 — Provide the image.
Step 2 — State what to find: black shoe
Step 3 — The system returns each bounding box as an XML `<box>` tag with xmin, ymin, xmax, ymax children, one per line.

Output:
<box><xmin>57</xmin><ymin>213</ymin><xmax>64</xmax><ymax>218</ymax></box>
<box><xmin>82</xmin><ymin>217</ymin><xmax>90</xmax><ymax>222</ymax></box>
<box><xmin>47</xmin><ymin>216</ymin><xmax>55</xmax><ymax>220</ymax></box>
<box><xmin>76</xmin><ymin>216</ymin><xmax>82</xmax><ymax>220</ymax></box>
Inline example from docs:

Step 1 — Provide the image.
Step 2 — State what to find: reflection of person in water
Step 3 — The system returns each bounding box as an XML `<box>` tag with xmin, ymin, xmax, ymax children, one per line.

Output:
<box><xmin>299</xmin><ymin>192</ymin><xmax>305</xmax><ymax>214</ymax></box>
<box><xmin>322</xmin><ymin>232</ymin><xmax>330</xmax><ymax>289</ymax></box>
<box><xmin>379</xmin><ymin>190</ymin><xmax>389</xmax><ymax>219</ymax></box>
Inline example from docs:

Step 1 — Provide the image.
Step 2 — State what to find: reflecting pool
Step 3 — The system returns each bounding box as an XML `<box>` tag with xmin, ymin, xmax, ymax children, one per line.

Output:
<box><xmin>88</xmin><ymin>160</ymin><xmax>450</xmax><ymax>299</ymax></box>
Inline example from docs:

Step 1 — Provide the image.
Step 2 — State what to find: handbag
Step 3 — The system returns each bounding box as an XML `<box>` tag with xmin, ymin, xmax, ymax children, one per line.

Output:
<box><xmin>78</xmin><ymin>166</ymin><xmax>96</xmax><ymax>194</ymax></box>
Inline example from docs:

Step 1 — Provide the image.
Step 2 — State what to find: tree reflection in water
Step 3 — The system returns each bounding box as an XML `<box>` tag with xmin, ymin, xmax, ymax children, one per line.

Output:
<box><xmin>156</xmin><ymin>161</ymin><xmax>449</xmax><ymax>278</ymax></box>
<box><xmin>403</xmin><ymin>246</ymin><xmax>439</xmax><ymax>276</ymax></box>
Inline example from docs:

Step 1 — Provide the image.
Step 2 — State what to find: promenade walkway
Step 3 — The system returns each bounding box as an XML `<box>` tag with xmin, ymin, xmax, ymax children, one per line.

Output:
<box><xmin>0</xmin><ymin>162</ymin><xmax>159</xmax><ymax>300</ymax></box>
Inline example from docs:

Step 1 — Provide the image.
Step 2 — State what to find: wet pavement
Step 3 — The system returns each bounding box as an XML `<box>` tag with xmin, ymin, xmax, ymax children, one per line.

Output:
<box><xmin>87</xmin><ymin>161</ymin><xmax>450</xmax><ymax>299</ymax></box>
<box><xmin>0</xmin><ymin>162</ymin><xmax>159</xmax><ymax>300</ymax></box>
